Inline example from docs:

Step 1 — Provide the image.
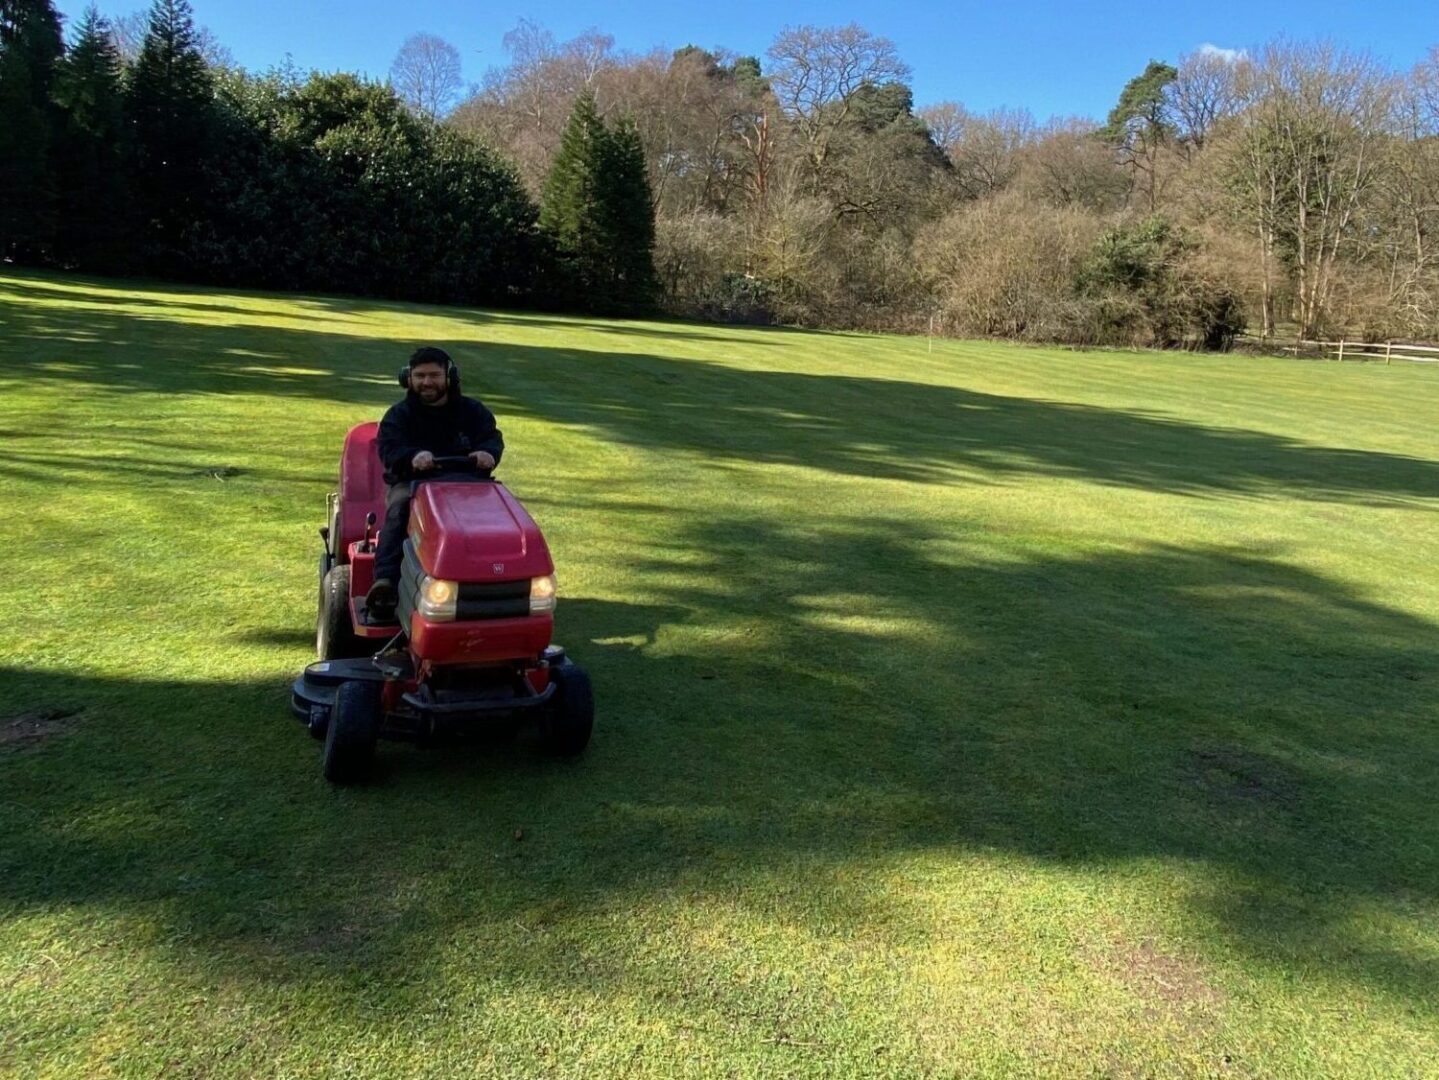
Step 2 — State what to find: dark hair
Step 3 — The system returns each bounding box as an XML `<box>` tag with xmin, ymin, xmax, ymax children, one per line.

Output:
<box><xmin>409</xmin><ymin>346</ymin><xmax>451</xmax><ymax>370</ymax></box>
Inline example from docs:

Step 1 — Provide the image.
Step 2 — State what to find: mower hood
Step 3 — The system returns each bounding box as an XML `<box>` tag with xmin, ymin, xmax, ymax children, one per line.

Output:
<box><xmin>408</xmin><ymin>481</ymin><xmax>554</xmax><ymax>583</ymax></box>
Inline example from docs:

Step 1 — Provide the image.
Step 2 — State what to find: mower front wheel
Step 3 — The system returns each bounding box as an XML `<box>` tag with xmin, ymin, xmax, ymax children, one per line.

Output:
<box><xmin>539</xmin><ymin>659</ymin><xmax>594</xmax><ymax>757</ymax></box>
<box><xmin>316</xmin><ymin>565</ymin><xmax>364</xmax><ymax>661</ymax></box>
<box><xmin>322</xmin><ymin>679</ymin><xmax>383</xmax><ymax>784</ymax></box>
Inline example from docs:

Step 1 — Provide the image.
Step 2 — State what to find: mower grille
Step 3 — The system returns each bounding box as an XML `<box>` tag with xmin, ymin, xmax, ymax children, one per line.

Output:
<box><xmin>399</xmin><ymin>542</ymin><xmax>533</xmax><ymax>622</ymax></box>
<box><xmin>456</xmin><ymin>580</ymin><xmax>530</xmax><ymax>620</ymax></box>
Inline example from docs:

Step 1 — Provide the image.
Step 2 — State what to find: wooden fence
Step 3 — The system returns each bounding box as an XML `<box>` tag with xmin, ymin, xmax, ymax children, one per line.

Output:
<box><xmin>1290</xmin><ymin>339</ymin><xmax>1439</xmax><ymax>364</ymax></box>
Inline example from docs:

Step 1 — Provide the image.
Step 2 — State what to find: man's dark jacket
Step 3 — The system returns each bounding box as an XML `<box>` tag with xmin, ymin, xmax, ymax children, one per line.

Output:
<box><xmin>376</xmin><ymin>391</ymin><xmax>504</xmax><ymax>484</ymax></box>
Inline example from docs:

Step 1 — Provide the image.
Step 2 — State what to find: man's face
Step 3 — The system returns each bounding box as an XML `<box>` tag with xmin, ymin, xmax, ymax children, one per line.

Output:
<box><xmin>410</xmin><ymin>361</ymin><xmax>448</xmax><ymax>404</ymax></box>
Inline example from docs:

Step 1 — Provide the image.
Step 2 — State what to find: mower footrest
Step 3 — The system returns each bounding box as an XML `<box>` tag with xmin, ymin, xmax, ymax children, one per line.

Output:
<box><xmin>350</xmin><ymin>599</ymin><xmax>400</xmax><ymax>637</ymax></box>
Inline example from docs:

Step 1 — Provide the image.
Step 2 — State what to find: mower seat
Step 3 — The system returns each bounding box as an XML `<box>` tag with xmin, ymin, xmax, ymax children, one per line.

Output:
<box><xmin>334</xmin><ymin>422</ymin><xmax>387</xmax><ymax>565</ymax></box>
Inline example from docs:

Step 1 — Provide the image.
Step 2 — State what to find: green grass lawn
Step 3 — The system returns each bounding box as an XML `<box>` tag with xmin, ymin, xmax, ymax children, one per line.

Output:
<box><xmin>2</xmin><ymin>268</ymin><xmax>1437</xmax><ymax>1078</ymax></box>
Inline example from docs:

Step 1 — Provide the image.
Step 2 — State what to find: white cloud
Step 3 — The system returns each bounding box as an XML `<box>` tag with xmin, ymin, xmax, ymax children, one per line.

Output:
<box><xmin>1197</xmin><ymin>43</ymin><xmax>1246</xmax><ymax>64</ymax></box>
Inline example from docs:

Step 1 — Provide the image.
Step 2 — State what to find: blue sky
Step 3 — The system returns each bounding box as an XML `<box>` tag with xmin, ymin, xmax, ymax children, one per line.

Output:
<box><xmin>78</xmin><ymin>0</ymin><xmax>1437</xmax><ymax>120</ymax></box>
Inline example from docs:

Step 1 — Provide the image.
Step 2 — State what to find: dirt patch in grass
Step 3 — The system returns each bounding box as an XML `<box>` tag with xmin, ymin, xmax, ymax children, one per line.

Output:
<box><xmin>1187</xmin><ymin>746</ymin><xmax>1299</xmax><ymax>806</ymax></box>
<box><xmin>1089</xmin><ymin>932</ymin><xmax>1231</xmax><ymax>1067</ymax></box>
<box><xmin>1114</xmin><ymin>939</ymin><xmax>1227</xmax><ymax>1011</ymax></box>
<box><xmin>1009</xmin><ymin>933</ymin><xmax>1236</xmax><ymax>1079</ymax></box>
<box><xmin>0</xmin><ymin>707</ymin><xmax>82</xmax><ymax>750</ymax></box>
<box><xmin>294</xmin><ymin>923</ymin><xmax>369</xmax><ymax>957</ymax></box>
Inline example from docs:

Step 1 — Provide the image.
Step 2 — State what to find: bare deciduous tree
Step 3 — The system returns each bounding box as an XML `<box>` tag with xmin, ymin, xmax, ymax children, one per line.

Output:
<box><xmin>1222</xmin><ymin>42</ymin><xmax>1396</xmax><ymax>338</ymax></box>
<box><xmin>820</xmin><ymin>85</ymin><xmax>951</xmax><ymax>228</ymax></box>
<box><xmin>1016</xmin><ymin>117</ymin><xmax>1128</xmax><ymax>211</ymax></box>
<box><xmin>390</xmin><ymin>32</ymin><xmax>463</xmax><ymax>120</ymax></box>
<box><xmin>921</xmin><ymin>102</ymin><xmax>1034</xmax><ymax>199</ymax></box>
<box><xmin>600</xmin><ymin>47</ymin><xmax>762</xmax><ymax>216</ymax></box>
<box><xmin>110</xmin><ymin>8</ymin><xmax>231</xmax><ymax>67</ymax></box>
<box><xmin>766</xmin><ymin>23</ymin><xmax>909</xmax><ymax>183</ymax></box>
<box><xmin>1368</xmin><ymin>47</ymin><xmax>1439</xmax><ymax>335</ymax></box>
<box><xmin>1169</xmin><ymin>48</ymin><xmax>1245</xmax><ymax>152</ymax></box>
<box><xmin>914</xmin><ymin>190</ymin><xmax>1102</xmax><ymax>338</ymax></box>
<box><xmin>655</xmin><ymin>209</ymin><xmax>745</xmax><ymax>309</ymax></box>
<box><xmin>751</xmin><ymin>179</ymin><xmax>834</xmax><ymax>306</ymax></box>
<box><xmin>450</xmin><ymin>21</ymin><xmax>617</xmax><ymax>190</ymax></box>
<box><xmin>109</xmin><ymin>11</ymin><xmax>148</xmax><ymax>63</ymax></box>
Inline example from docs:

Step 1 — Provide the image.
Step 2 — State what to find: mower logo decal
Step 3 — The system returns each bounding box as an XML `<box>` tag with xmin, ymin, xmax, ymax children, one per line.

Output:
<box><xmin>493</xmin><ymin>563</ymin><xmax>505</xmax><ymax>574</ymax></box>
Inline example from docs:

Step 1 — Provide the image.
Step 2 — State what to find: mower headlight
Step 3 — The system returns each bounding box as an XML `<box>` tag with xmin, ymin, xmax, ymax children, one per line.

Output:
<box><xmin>417</xmin><ymin>575</ymin><xmax>458</xmax><ymax>621</ymax></box>
<box><xmin>529</xmin><ymin>573</ymin><xmax>557</xmax><ymax>614</ymax></box>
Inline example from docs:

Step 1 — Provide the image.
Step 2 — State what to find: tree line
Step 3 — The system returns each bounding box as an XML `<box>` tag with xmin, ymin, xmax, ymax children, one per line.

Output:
<box><xmin>0</xmin><ymin>0</ymin><xmax>656</xmax><ymax>311</ymax></box>
<box><xmin>5</xmin><ymin>1</ymin><xmax>1438</xmax><ymax>346</ymax></box>
<box><xmin>456</xmin><ymin>25</ymin><xmax>1439</xmax><ymax>346</ymax></box>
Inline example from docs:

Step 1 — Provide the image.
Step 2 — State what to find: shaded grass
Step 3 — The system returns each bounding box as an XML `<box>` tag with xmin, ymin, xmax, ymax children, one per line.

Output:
<box><xmin>1</xmin><ymin>268</ymin><xmax>1437</xmax><ymax>1077</ymax></box>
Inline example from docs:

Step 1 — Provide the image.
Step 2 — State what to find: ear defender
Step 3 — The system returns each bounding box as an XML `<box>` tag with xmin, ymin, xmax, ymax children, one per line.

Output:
<box><xmin>397</xmin><ymin>363</ymin><xmax>462</xmax><ymax>391</ymax></box>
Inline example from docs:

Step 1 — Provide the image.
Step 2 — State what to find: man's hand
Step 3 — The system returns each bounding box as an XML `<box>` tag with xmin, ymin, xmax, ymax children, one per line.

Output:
<box><xmin>470</xmin><ymin>451</ymin><xmax>496</xmax><ymax>470</ymax></box>
<box><xmin>411</xmin><ymin>450</ymin><xmax>436</xmax><ymax>471</ymax></box>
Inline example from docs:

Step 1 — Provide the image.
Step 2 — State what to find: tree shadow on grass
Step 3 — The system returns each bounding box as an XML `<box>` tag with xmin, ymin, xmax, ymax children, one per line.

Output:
<box><xmin>4</xmin><ymin>280</ymin><xmax>1439</xmax><ymax>503</ymax></box>
<box><xmin>229</xmin><ymin>628</ymin><xmax>316</xmax><ymax>649</ymax></box>
<box><xmin>2</xmin><ymin>524</ymin><xmax>1436</xmax><ymax>1015</ymax></box>
<box><xmin>0</xmin><ymin>447</ymin><xmax>330</xmax><ymax>488</ymax></box>
<box><xmin>0</xmin><ymin>276</ymin><xmax>310</xmax><ymax>322</ymax></box>
<box><xmin>1</xmin><ymin>272</ymin><xmax>774</xmax><ymax>344</ymax></box>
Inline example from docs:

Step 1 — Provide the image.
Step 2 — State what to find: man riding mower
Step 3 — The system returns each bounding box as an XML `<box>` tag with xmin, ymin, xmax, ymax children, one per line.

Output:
<box><xmin>292</xmin><ymin>347</ymin><xmax>594</xmax><ymax>783</ymax></box>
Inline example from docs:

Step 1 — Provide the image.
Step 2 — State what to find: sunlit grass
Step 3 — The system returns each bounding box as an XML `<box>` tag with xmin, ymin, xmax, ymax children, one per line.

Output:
<box><xmin>2</xmin><ymin>267</ymin><xmax>1438</xmax><ymax>1077</ymax></box>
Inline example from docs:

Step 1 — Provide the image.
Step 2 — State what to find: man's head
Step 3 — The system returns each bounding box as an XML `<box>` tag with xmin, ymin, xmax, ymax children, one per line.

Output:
<box><xmin>408</xmin><ymin>346</ymin><xmax>452</xmax><ymax>405</ymax></box>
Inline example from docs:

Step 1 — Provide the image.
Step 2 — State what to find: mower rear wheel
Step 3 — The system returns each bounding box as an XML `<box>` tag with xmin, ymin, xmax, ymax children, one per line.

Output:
<box><xmin>539</xmin><ymin>659</ymin><xmax>594</xmax><ymax>757</ymax></box>
<box><xmin>316</xmin><ymin>565</ymin><xmax>365</xmax><ymax>661</ymax></box>
<box><xmin>322</xmin><ymin>679</ymin><xmax>383</xmax><ymax>784</ymax></box>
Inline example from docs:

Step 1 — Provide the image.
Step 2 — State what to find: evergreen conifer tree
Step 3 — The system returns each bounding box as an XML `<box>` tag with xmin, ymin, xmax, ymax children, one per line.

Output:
<box><xmin>595</xmin><ymin>116</ymin><xmax>658</xmax><ymax>310</ymax></box>
<box><xmin>52</xmin><ymin>7</ymin><xmax>130</xmax><ymax>269</ymax></box>
<box><xmin>539</xmin><ymin>90</ymin><xmax>657</xmax><ymax>312</ymax></box>
<box><xmin>126</xmin><ymin>0</ymin><xmax>212</xmax><ymax>272</ymax></box>
<box><xmin>0</xmin><ymin>0</ymin><xmax>64</xmax><ymax>259</ymax></box>
<box><xmin>539</xmin><ymin>89</ymin><xmax>607</xmax><ymax>305</ymax></box>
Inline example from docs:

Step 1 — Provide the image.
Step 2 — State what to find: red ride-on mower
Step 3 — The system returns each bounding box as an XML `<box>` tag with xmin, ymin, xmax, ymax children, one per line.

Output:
<box><xmin>291</xmin><ymin>422</ymin><xmax>594</xmax><ymax>783</ymax></box>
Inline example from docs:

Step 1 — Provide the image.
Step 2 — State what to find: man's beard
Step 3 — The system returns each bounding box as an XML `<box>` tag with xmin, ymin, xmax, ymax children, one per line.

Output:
<box><xmin>417</xmin><ymin>385</ymin><xmax>444</xmax><ymax>403</ymax></box>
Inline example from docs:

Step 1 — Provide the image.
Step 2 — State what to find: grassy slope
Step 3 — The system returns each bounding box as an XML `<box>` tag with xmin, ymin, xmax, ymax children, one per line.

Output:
<box><xmin>1</xmin><ymin>268</ymin><xmax>1437</xmax><ymax>1078</ymax></box>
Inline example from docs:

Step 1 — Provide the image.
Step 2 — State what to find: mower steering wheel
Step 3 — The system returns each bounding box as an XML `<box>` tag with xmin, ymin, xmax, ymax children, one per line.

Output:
<box><xmin>419</xmin><ymin>456</ymin><xmax>493</xmax><ymax>479</ymax></box>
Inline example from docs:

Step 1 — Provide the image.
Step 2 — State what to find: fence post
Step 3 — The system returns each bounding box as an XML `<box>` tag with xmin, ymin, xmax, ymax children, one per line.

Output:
<box><xmin>1386</xmin><ymin>341</ymin><xmax>1392</xmax><ymax>365</ymax></box>
<box><xmin>1337</xmin><ymin>340</ymin><xmax>1345</xmax><ymax>362</ymax></box>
